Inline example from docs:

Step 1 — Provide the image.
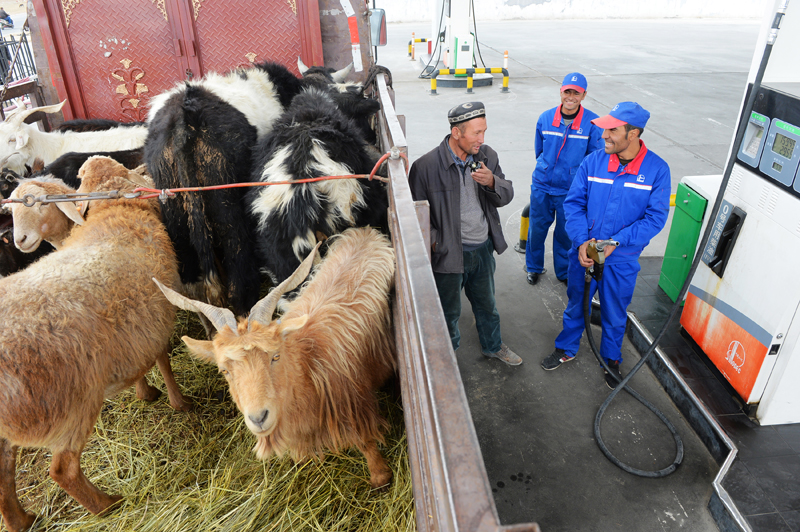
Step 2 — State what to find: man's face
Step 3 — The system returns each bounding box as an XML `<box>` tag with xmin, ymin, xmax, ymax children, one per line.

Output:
<box><xmin>453</xmin><ymin>117</ymin><xmax>487</xmax><ymax>156</ymax></box>
<box><xmin>602</xmin><ymin>125</ymin><xmax>634</xmax><ymax>155</ymax></box>
<box><xmin>560</xmin><ymin>89</ymin><xmax>586</xmax><ymax>114</ymax></box>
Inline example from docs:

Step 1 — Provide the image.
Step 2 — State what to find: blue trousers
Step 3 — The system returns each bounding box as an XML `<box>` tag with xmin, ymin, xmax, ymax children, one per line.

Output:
<box><xmin>554</xmin><ymin>249</ymin><xmax>640</xmax><ymax>362</ymax></box>
<box><xmin>433</xmin><ymin>239</ymin><xmax>502</xmax><ymax>353</ymax></box>
<box><xmin>525</xmin><ymin>186</ymin><xmax>570</xmax><ymax>280</ymax></box>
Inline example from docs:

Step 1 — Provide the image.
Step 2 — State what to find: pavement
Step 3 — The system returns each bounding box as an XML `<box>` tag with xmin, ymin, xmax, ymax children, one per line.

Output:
<box><xmin>379</xmin><ymin>17</ymin><xmax>764</xmax><ymax>532</ymax></box>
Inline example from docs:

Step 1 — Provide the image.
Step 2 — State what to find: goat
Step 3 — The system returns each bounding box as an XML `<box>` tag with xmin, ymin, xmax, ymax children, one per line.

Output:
<box><xmin>0</xmin><ymin>101</ymin><xmax>148</xmax><ymax>176</ymax></box>
<box><xmin>0</xmin><ymin>156</ymin><xmax>190</xmax><ymax>532</ymax></box>
<box><xmin>155</xmin><ymin>226</ymin><xmax>396</xmax><ymax>490</ymax></box>
<box><xmin>247</xmin><ymin>87</ymin><xmax>388</xmax><ymax>283</ymax></box>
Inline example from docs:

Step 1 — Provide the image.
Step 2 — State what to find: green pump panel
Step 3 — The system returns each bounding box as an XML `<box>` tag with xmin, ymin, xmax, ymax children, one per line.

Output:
<box><xmin>659</xmin><ymin>182</ymin><xmax>708</xmax><ymax>302</ymax></box>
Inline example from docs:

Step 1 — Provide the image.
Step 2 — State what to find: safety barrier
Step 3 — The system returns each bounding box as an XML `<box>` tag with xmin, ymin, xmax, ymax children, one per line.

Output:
<box><xmin>430</xmin><ymin>67</ymin><xmax>510</xmax><ymax>94</ymax></box>
<box><xmin>407</xmin><ymin>37</ymin><xmax>429</xmax><ymax>60</ymax></box>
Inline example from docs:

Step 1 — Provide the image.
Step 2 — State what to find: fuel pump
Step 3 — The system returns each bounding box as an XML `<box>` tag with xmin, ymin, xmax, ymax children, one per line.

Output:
<box><xmin>680</xmin><ymin>0</ymin><xmax>800</xmax><ymax>425</ymax></box>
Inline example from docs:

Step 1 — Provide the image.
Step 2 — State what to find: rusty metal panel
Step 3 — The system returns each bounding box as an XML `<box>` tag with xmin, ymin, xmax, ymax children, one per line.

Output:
<box><xmin>376</xmin><ymin>74</ymin><xmax>541</xmax><ymax>532</ymax></box>
<box><xmin>191</xmin><ymin>0</ymin><xmax>303</xmax><ymax>73</ymax></box>
<box><xmin>55</xmin><ymin>0</ymin><xmax>184</xmax><ymax>121</ymax></box>
<box><xmin>317</xmin><ymin>0</ymin><xmax>372</xmax><ymax>83</ymax></box>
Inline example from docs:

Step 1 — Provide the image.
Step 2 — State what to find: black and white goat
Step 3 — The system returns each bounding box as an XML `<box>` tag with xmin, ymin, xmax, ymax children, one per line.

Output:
<box><xmin>247</xmin><ymin>87</ymin><xmax>388</xmax><ymax>284</ymax></box>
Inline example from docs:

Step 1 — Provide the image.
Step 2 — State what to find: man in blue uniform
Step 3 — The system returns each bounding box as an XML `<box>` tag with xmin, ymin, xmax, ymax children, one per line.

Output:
<box><xmin>540</xmin><ymin>102</ymin><xmax>671</xmax><ymax>389</ymax></box>
<box><xmin>525</xmin><ymin>72</ymin><xmax>604</xmax><ymax>285</ymax></box>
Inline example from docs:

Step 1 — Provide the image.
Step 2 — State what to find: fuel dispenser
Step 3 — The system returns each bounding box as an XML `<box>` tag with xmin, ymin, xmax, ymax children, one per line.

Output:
<box><xmin>680</xmin><ymin>0</ymin><xmax>800</xmax><ymax>425</ymax></box>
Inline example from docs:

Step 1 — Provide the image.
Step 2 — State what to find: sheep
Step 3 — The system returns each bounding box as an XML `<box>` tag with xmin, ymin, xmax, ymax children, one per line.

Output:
<box><xmin>0</xmin><ymin>101</ymin><xmax>148</xmax><ymax>176</ymax></box>
<box><xmin>154</xmin><ymin>226</ymin><xmax>397</xmax><ymax>489</ymax></box>
<box><xmin>8</xmin><ymin>165</ymin><xmax>154</xmax><ymax>254</ymax></box>
<box><xmin>0</xmin><ymin>156</ymin><xmax>190</xmax><ymax>532</ymax></box>
<box><xmin>7</xmin><ymin>178</ymin><xmax>83</xmax><ymax>252</ymax></box>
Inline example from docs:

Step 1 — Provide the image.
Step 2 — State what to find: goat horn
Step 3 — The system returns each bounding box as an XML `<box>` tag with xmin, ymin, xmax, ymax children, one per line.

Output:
<box><xmin>248</xmin><ymin>242</ymin><xmax>322</xmax><ymax>327</ymax></box>
<box><xmin>152</xmin><ymin>278</ymin><xmax>238</xmax><ymax>334</ymax></box>
<box><xmin>331</xmin><ymin>63</ymin><xmax>353</xmax><ymax>83</ymax></box>
<box><xmin>5</xmin><ymin>100</ymin><xmax>66</xmax><ymax>130</ymax></box>
<box><xmin>297</xmin><ymin>56</ymin><xmax>309</xmax><ymax>74</ymax></box>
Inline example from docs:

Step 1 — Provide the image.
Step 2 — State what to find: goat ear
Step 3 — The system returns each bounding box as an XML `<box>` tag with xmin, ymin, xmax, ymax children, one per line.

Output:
<box><xmin>14</xmin><ymin>131</ymin><xmax>28</xmax><ymax>150</ymax></box>
<box><xmin>279</xmin><ymin>314</ymin><xmax>309</xmax><ymax>336</ymax></box>
<box><xmin>181</xmin><ymin>335</ymin><xmax>216</xmax><ymax>364</ymax></box>
<box><xmin>56</xmin><ymin>201</ymin><xmax>85</xmax><ymax>225</ymax></box>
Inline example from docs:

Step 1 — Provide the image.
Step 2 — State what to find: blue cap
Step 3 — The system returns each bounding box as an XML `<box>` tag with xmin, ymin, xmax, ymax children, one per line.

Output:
<box><xmin>592</xmin><ymin>101</ymin><xmax>650</xmax><ymax>129</ymax></box>
<box><xmin>561</xmin><ymin>72</ymin><xmax>587</xmax><ymax>93</ymax></box>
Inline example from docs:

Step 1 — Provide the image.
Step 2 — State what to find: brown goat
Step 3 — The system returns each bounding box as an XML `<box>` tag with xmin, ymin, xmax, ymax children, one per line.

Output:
<box><xmin>0</xmin><ymin>156</ymin><xmax>190</xmax><ymax>532</ymax></box>
<box><xmin>155</xmin><ymin>227</ymin><xmax>397</xmax><ymax>489</ymax></box>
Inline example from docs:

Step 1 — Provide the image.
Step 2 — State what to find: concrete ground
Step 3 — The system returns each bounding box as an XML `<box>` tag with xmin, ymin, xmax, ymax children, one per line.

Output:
<box><xmin>379</xmin><ymin>17</ymin><xmax>763</xmax><ymax>531</ymax></box>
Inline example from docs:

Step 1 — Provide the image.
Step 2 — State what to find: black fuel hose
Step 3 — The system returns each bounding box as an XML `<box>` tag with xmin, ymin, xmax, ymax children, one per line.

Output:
<box><xmin>583</xmin><ymin>271</ymin><xmax>684</xmax><ymax>477</ymax></box>
<box><xmin>584</xmin><ymin>1</ymin><xmax>788</xmax><ymax>478</ymax></box>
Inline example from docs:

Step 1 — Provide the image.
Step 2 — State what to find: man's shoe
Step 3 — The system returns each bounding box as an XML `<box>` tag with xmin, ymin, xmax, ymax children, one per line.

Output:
<box><xmin>514</xmin><ymin>241</ymin><xmax>526</xmax><ymax>253</ymax></box>
<box><xmin>541</xmin><ymin>348</ymin><xmax>574</xmax><ymax>370</ymax></box>
<box><xmin>483</xmin><ymin>343</ymin><xmax>522</xmax><ymax>366</ymax></box>
<box><xmin>604</xmin><ymin>359</ymin><xmax>622</xmax><ymax>389</ymax></box>
<box><xmin>526</xmin><ymin>272</ymin><xmax>540</xmax><ymax>285</ymax></box>
<box><xmin>558</xmin><ymin>277</ymin><xmax>568</xmax><ymax>286</ymax></box>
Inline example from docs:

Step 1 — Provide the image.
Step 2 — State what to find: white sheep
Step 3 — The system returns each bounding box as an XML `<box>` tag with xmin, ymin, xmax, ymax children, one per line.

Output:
<box><xmin>0</xmin><ymin>156</ymin><xmax>190</xmax><ymax>532</ymax></box>
<box><xmin>0</xmin><ymin>102</ymin><xmax>148</xmax><ymax>175</ymax></box>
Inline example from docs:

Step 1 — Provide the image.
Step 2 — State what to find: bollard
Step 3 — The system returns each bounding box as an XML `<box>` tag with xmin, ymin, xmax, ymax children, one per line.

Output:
<box><xmin>411</xmin><ymin>32</ymin><xmax>416</xmax><ymax>61</ymax></box>
<box><xmin>503</xmin><ymin>50</ymin><xmax>508</xmax><ymax>70</ymax></box>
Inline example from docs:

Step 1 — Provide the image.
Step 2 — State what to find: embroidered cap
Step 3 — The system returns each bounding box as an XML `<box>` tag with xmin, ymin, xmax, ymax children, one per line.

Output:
<box><xmin>592</xmin><ymin>101</ymin><xmax>650</xmax><ymax>129</ymax></box>
<box><xmin>448</xmin><ymin>101</ymin><xmax>486</xmax><ymax>125</ymax></box>
<box><xmin>561</xmin><ymin>72</ymin><xmax>587</xmax><ymax>93</ymax></box>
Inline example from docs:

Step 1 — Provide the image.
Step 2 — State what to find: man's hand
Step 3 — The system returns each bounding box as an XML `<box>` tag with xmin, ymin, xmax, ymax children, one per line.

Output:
<box><xmin>603</xmin><ymin>243</ymin><xmax>617</xmax><ymax>257</ymax></box>
<box><xmin>471</xmin><ymin>162</ymin><xmax>495</xmax><ymax>189</ymax></box>
<box><xmin>578</xmin><ymin>239</ymin><xmax>595</xmax><ymax>268</ymax></box>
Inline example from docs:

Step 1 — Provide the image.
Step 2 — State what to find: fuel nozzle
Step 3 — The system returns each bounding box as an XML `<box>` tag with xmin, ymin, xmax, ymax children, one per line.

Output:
<box><xmin>585</xmin><ymin>239</ymin><xmax>620</xmax><ymax>282</ymax></box>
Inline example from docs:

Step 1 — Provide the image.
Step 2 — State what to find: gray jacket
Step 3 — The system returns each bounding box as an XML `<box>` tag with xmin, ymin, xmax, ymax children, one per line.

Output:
<box><xmin>408</xmin><ymin>136</ymin><xmax>514</xmax><ymax>274</ymax></box>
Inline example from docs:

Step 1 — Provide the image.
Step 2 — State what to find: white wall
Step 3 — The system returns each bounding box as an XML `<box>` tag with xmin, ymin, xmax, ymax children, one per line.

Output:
<box><xmin>382</xmin><ymin>0</ymin><xmax>766</xmax><ymax>23</ymax></box>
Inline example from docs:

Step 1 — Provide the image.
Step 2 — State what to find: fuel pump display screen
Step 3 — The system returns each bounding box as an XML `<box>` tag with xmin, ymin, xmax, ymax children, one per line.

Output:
<box><xmin>759</xmin><ymin>118</ymin><xmax>800</xmax><ymax>187</ymax></box>
<box><xmin>772</xmin><ymin>132</ymin><xmax>796</xmax><ymax>159</ymax></box>
<box><xmin>737</xmin><ymin>111</ymin><xmax>769</xmax><ymax>168</ymax></box>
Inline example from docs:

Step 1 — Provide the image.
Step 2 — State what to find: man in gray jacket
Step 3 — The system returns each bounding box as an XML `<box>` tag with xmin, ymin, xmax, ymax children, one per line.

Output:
<box><xmin>408</xmin><ymin>102</ymin><xmax>521</xmax><ymax>366</ymax></box>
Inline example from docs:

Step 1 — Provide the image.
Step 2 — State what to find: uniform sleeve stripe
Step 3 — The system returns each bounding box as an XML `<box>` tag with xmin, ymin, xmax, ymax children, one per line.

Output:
<box><xmin>588</xmin><ymin>176</ymin><xmax>614</xmax><ymax>184</ymax></box>
<box><xmin>624</xmin><ymin>182</ymin><xmax>653</xmax><ymax>190</ymax></box>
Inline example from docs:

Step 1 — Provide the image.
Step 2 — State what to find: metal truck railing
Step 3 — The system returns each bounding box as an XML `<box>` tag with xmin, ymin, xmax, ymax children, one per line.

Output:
<box><xmin>374</xmin><ymin>73</ymin><xmax>540</xmax><ymax>532</ymax></box>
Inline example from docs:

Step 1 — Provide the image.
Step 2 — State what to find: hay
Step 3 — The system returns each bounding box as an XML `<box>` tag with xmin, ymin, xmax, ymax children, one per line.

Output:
<box><xmin>9</xmin><ymin>310</ymin><xmax>415</xmax><ymax>532</ymax></box>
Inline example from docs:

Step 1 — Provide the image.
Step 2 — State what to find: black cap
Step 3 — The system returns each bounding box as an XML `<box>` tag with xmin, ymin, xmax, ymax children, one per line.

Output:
<box><xmin>448</xmin><ymin>101</ymin><xmax>485</xmax><ymax>125</ymax></box>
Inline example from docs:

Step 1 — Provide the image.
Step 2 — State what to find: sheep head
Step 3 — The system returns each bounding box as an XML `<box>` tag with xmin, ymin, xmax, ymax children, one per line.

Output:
<box><xmin>153</xmin><ymin>242</ymin><xmax>320</xmax><ymax>452</ymax></box>
<box><xmin>9</xmin><ymin>179</ymin><xmax>84</xmax><ymax>252</ymax></box>
<box><xmin>0</xmin><ymin>101</ymin><xmax>66</xmax><ymax>175</ymax></box>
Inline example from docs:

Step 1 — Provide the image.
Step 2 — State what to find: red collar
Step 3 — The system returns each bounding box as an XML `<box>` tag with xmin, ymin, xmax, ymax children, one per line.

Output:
<box><xmin>608</xmin><ymin>140</ymin><xmax>648</xmax><ymax>174</ymax></box>
<box><xmin>552</xmin><ymin>105</ymin><xmax>585</xmax><ymax>131</ymax></box>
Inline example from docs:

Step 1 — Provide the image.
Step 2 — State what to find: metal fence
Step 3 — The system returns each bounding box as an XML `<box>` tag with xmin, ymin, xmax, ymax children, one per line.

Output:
<box><xmin>0</xmin><ymin>31</ymin><xmax>36</xmax><ymax>87</ymax></box>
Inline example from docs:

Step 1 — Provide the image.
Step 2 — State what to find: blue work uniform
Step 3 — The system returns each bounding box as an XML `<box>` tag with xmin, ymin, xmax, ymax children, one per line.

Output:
<box><xmin>555</xmin><ymin>140</ymin><xmax>670</xmax><ymax>362</ymax></box>
<box><xmin>526</xmin><ymin>105</ymin><xmax>604</xmax><ymax>279</ymax></box>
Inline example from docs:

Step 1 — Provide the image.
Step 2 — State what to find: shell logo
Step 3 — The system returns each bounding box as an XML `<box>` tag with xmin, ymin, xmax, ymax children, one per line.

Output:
<box><xmin>726</xmin><ymin>341</ymin><xmax>746</xmax><ymax>374</ymax></box>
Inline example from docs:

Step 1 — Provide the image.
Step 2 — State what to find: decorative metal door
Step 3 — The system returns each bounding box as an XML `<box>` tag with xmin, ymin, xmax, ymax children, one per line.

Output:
<box><xmin>189</xmin><ymin>0</ymin><xmax>303</xmax><ymax>73</ymax></box>
<box><xmin>31</xmin><ymin>0</ymin><xmax>323</xmax><ymax>121</ymax></box>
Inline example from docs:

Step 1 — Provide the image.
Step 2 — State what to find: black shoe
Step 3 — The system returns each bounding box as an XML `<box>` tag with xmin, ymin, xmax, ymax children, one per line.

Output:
<box><xmin>541</xmin><ymin>348</ymin><xmax>575</xmax><ymax>370</ymax></box>
<box><xmin>558</xmin><ymin>278</ymin><xmax>568</xmax><ymax>286</ymax></box>
<box><xmin>604</xmin><ymin>359</ymin><xmax>622</xmax><ymax>389</ymax></box>
<box><xmin>526</xmin><ymin>268</ymin><xmax>545</xmax><ymax>285</ymax></box>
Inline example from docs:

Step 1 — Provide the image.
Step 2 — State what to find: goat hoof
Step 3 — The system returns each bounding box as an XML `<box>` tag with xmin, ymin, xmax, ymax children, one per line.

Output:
<box><xmin>96</xmin><ymin>495</ymin><xmax>123</xmax><ymax>517</ymax></box>
<box><xmin>369</xmin><ymin>470</ymin><xmax>393</xmax><ymax>492</ymax></box>
<box><xmin>4</xmin><ymin>511</ymin><xmax>36</xmax><ymax>532</ymax></box>
<box><xmin>171</xmin><ymin>396</ymin><xmax>193</xmax><ymax>412</ymax></box>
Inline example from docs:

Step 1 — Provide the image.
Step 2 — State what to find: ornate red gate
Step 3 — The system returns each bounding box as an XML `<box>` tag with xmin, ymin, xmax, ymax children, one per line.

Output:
<box><xmin>31</xmin><ymin>0</ymin><xmax>324</xmax><ymax>121</ymax></box>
